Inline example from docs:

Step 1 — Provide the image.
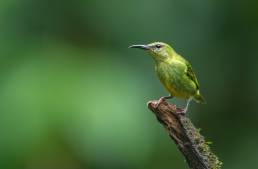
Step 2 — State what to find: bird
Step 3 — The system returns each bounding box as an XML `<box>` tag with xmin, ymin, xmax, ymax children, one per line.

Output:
<box><xmin>129</xmin><ymin>42</ymin><xmax>206</xmax><ymax>113</ymax></box>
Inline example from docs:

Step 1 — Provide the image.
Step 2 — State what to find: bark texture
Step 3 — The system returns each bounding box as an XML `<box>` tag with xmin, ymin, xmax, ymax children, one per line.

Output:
<box><xmin>148</xmin><ymin>100</ymin><xmax>222</xmax><ymax>169</ymax></box>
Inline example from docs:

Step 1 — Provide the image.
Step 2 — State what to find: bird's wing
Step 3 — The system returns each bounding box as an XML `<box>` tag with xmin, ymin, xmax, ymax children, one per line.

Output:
<box><xmin>186</xmin><ymin>62</ymin><xmax>200</xmax><ymax>90</ymax></box>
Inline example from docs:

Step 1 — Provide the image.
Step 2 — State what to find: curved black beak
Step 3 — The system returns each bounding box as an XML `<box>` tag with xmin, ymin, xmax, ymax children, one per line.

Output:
<box><xmin>129</xmin><ymin>44</ymin><xmax>150</xmax><ymax>50</ymax></box>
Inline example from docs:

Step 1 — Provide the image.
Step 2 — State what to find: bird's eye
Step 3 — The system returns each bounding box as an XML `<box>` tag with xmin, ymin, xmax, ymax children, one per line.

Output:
<box><xmin>155</xmin><ymin>44</ymin><xmax>162</xmax><ymax>49</ymax></box>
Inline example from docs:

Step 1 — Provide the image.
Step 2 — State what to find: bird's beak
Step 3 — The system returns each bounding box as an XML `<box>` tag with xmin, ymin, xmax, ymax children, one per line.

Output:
<box><xmin>129</xmin><ymin>44</ymin><xmax>150</xmax><ymax>50</ymax></box>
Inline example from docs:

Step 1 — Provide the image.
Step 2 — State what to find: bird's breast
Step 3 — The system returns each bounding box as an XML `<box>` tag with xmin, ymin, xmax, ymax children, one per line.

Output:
<box><xmin>155</xmin><ymin>62</ymin><xmax>190</xmax><ymax>98</ymax></box>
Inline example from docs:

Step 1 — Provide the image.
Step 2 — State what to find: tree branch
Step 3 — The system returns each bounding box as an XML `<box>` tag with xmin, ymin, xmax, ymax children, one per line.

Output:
<box><xmin>147</xmin><ymin>100</ymin><xmax>222</xmax><ymax>169</ymax></box>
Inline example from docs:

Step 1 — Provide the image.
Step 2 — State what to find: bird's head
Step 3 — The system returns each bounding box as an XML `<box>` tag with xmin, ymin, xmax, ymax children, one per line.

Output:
<box><xmin>129</xmin><ymin>42</ymin><xmax>175</xmax><ymax>62</ymax></box>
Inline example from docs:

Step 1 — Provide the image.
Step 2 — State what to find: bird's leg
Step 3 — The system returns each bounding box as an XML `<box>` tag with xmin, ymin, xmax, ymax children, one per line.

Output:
<box><xmin>155</xmin><ymin>95</ymin><xmax>173</xmax><ymax>108</ymax></box>
<box><xmin>181</xmin><ymin>98</ymin><xmax>192</xmax><ymax>114</ymax></box>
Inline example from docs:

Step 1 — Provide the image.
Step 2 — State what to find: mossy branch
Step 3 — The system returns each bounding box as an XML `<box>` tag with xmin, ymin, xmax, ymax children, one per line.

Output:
<box><xmin>147</xmin><ymin>100</ymin><xmax>222</xmax><ymax>169</ymax></box>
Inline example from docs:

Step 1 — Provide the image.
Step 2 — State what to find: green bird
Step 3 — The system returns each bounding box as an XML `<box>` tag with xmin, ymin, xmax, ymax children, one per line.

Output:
<box><xmin>129</xmin><ymin>42</ymin><xmax>206</xmax><ymax>113</ymax></box>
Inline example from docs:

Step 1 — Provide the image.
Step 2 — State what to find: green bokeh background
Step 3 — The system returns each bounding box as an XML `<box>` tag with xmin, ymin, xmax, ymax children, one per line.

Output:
<box><xmin>1</xmin><ymin>0</ymin><xmax>258</xmax><ymax>169</ymax></box>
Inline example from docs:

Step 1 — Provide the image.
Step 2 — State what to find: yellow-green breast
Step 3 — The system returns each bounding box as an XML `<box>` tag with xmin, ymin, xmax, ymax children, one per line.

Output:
<box><xmin>155</xmin><ymin>58</ymin><xmax>197</xmax><ymax>99</ymax></box>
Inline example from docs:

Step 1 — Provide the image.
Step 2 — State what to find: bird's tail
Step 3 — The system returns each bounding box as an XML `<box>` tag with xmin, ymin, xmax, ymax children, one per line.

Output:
<box><xmin>194</xmin><ymin>91</ymin><xmax>206</xmax><ymax>104</ymax></box>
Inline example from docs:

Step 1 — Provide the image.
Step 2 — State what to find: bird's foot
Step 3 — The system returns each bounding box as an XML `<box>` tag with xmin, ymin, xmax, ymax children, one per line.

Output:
<box><xmin>155</xmin><ymin>100</ymin><xmax>187</xmax><ymax>115</ymax></box>
<box><xmin>154</xmin><ymin>97</ymin><xmax>166</xmax><ymax>108</ymax></box>
<box><xmin>168</xmin><ymin>104</ymin><xmax>177</xmax><ymax>110</ymax></box>
<box><xmin>179</xmin><ymin>108</ymin><xmax>187</xmax><ymax>115</ymax></box>
<box><xmin>155</xmin><ymin>95</ymin><xmax>173</xmax><ymax>108</ymax></box>
<box><xmin>176</xmin><ymin>98</ymin><xmax>191</xmax><ymax>115</ymax></box>
<box><xmin>175</xmin><ymin>107</ymin><xmax>187</xmax><ymax>115</ymax></box>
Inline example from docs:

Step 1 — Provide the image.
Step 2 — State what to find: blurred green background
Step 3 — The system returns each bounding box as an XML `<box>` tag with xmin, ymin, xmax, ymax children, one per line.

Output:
<box><xmin>1</xmin><ymin>0</ymin><xmax>258</xmax><ymax>169</ymax></box>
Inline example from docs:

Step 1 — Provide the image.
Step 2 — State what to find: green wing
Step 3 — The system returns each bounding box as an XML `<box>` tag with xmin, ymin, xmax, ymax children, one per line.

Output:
<box><xmin>186</xmin><ymin>62</ymin><xmax>199</xmax><ymax>89</ymax></box>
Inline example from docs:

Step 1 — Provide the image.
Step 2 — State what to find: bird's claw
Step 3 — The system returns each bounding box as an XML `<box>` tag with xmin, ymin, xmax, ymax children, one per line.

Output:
<box><xmin>154</xmin><ymin>97</ymin><xmax>166</xmax><ymax>108</ymax></box>
<box><xmin>178</xmin><ymin>109</ymin><xmax>187</xmax><ymax>115</ymax></box>
<box><xmin>154</xmin><ymin>96</ymin><xmax>187</xmax><ymax>115</ymax></box>
<box><xmin>169</xmin><ymin>104</ymin><xmax>177</xmax><ymax>110</ymax></box>
<box><xmin>175</xmin><ymin>107</ymin><xmax>187</xmax><ymax>115</ymax></box>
